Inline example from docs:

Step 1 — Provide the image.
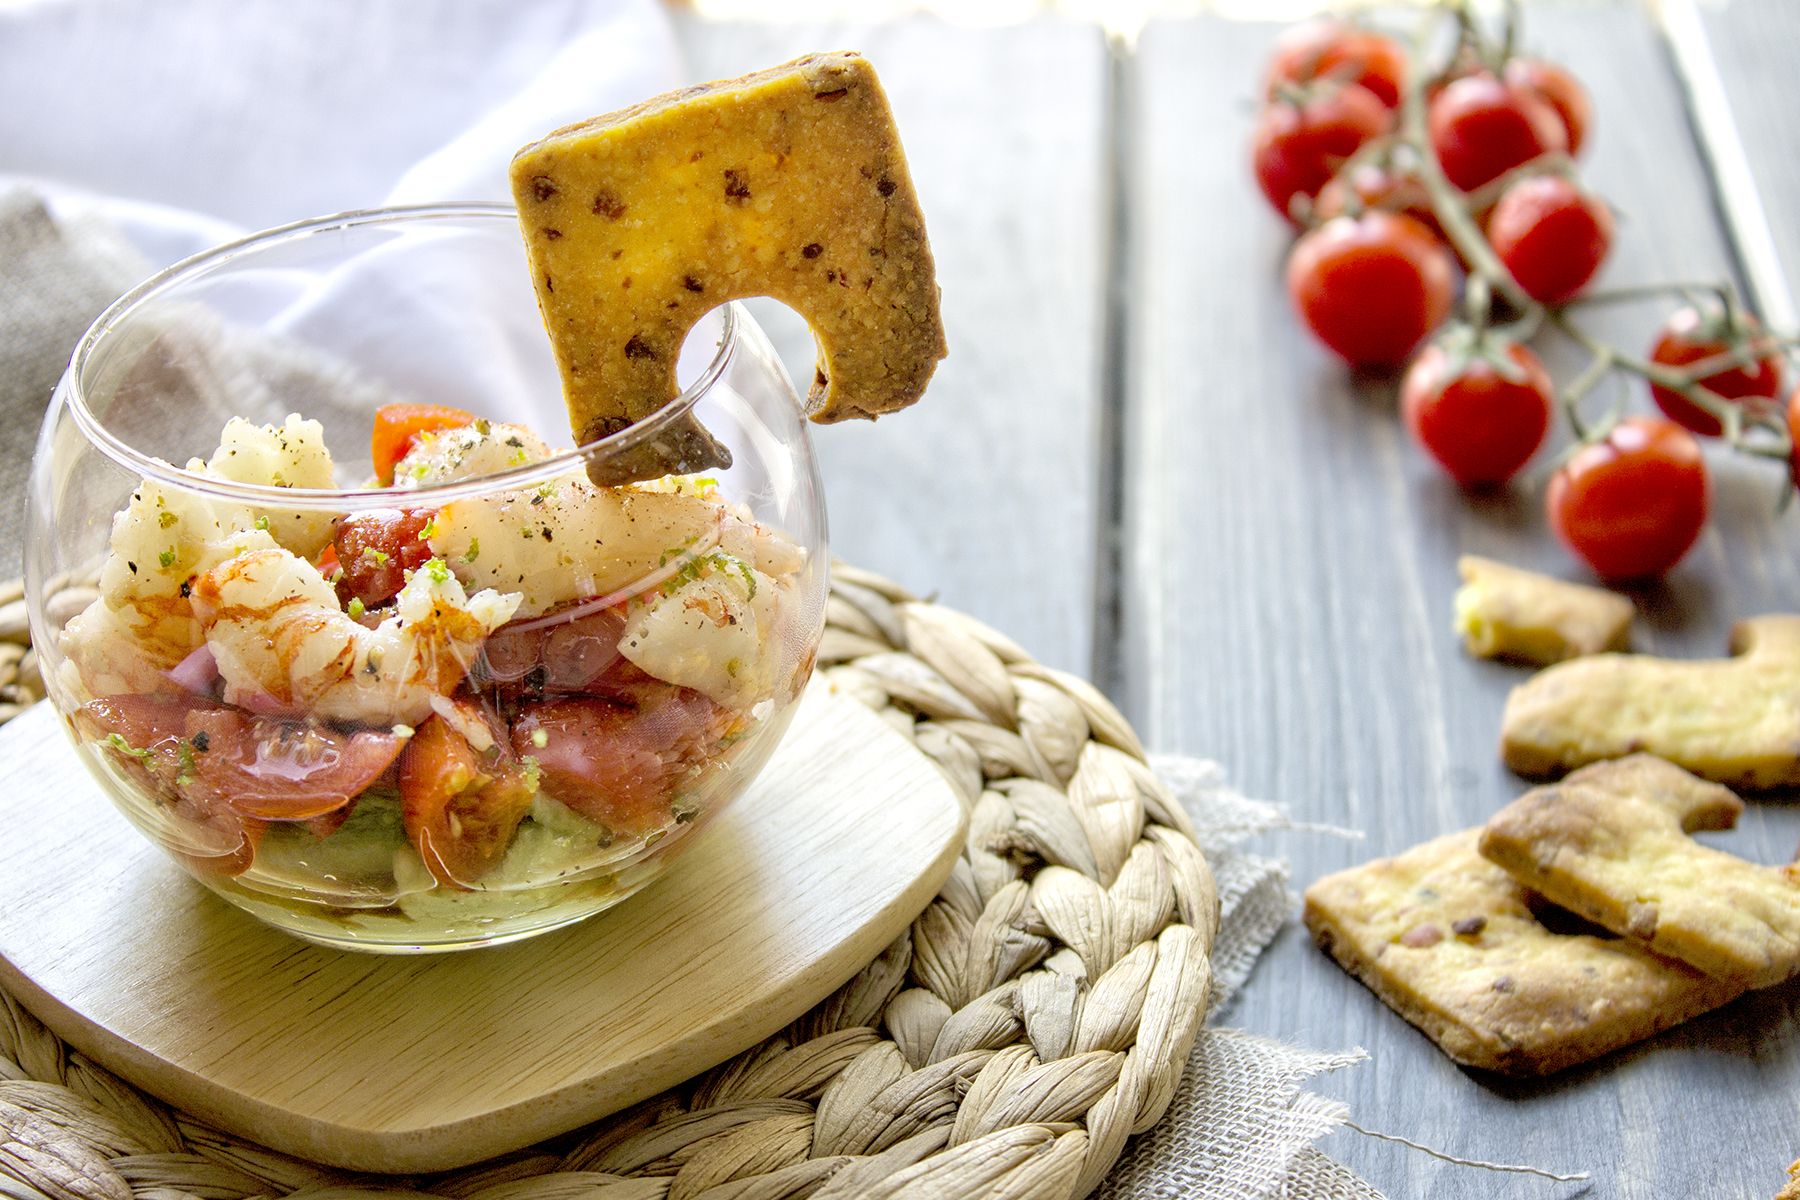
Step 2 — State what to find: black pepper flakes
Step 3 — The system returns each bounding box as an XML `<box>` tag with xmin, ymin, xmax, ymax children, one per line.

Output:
<box><xmin>530</xmin><ymin>175</ymin><xmax>558</xmax><ymax>202</ymax></box>
<box><xmin>682</xmin><ymin>275</ymin><xmax>705</xmax><ymax>293</ymax></box>
<box><xmin>543</xmin><ymin>227</ymin><xmax>563</xmax><ymax>240</ymax></box>
<box><xmin>876</xmin><ymin>177</ymin><xmax>897</xmax><ymax>197</ymax></box>
<box><xmin>801</xmin><ymin>243</ymin><xmax>823</xmax><ymax>259</ymax></box>
<box><xmin>623</xmin><ymin>334</ymin><xmax>656</xmax><ymax>360</ymax></box>
<box><xmin>592</xmin><ymin>189</ymin><xmax>627</xmax><ymax>220</ymax></box>
<box><xmin>1452</xmin><ymin>916</ymin><xmax>1488</xmax><ymax>937</ymax></box>
<box><xmin>723</xmin><ymin>169</ymin><xmax>751</xmax><ymax>203</ymax></box>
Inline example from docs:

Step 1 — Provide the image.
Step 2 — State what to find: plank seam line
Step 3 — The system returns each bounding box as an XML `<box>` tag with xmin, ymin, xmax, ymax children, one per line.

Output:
<box><xmin>1654</xmin><ymin>0</ymin><xmax>1796</xmax><ymax>328</ymax></box>
<box><xmin>1090</xmin><ymin>30</ymin><xmax>1133</xmax><ymax>699</ymax></box>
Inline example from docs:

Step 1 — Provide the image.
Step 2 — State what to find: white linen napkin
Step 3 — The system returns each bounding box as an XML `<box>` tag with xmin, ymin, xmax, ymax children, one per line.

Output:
<box><xmin>0</xmin><ymin>0</ymin><xmax>680</xmax><ymax>268</ymax></box>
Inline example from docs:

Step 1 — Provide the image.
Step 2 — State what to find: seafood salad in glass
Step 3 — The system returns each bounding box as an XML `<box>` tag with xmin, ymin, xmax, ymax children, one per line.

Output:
<box><xmin>48</xmin><ymin>391</ymin><xmax>822</xmax><ymax>950</ymax></box>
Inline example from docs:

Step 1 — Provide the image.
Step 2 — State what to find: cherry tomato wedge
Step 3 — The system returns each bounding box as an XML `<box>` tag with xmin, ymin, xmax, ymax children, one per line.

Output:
<box><xmin>1252</xmin><ymin>82</ymin><xmax>1392</xmax><ymax>224</ymax></box>
<box><xmin>73</xmin><ymin>694</ymin><xmax>265</xmax><ymax>874</ymax></box>
<box><xmin>1503</xmin><ymin>58</ymin><xmax>1592</xmax><ymax>156</ymax></box>
<box><xmin>371</xmin><ymin>403</ymin><xmax>476</xmax><ymax>485</ymax></box>
<box><xmin>1286</xmin><ymin>212</ymin><xmax>1456</xmax><ymax>367</ymax></box>
<box><xmin>1547</xmin><ymin>417</ymin><xmax>1709</xmax><ymax>580</ymax></box>
<box><xmin>1427</xmin><ymin>73</ymin><xmax>1567</xmax><ymax>192</ymax></box>
<box><xmin>397</xmin><ymin>709</ymin><xmax>537</xmax><ymax>888</ymax></box>
<box><xmin>1486</xmin><ymin>175</ymin><xmax>1612</xmax><ymax>305</ymax></box>
<box><xmin>1647</xmin><ymin>305</ymin><xmax>1783</xmax><ymax>437</ymax></box>
<box><xmin>1402</xmin><ymin>334</ymin><xmax>1553</xmax><ymax>485</ymax></box>
<box><xmin>78</xmin><ymin>694</ymin><xmax>404</xmax><ymax>821</ymax></box>
<box><xmin>511</xmin><ymin>690</ymin><xmax>728</xmax><ymax>834</ymax></box>
<box><xmin>1264</xmin><ymin>19</ymin><xmax>1408</xmax><ymax>109</ymax></box>
<box><xmin>333</xmin><ymin>508</ymin><xmax>438</xmax><ymax>609</ymax></box>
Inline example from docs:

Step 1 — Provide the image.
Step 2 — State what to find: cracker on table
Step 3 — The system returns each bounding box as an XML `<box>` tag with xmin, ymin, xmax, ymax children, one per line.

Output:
<box><xmin>1454</xmin><ymin>554</ymin><xmax>1633</xmax><ymax>666</ymax></box>
<box><xmin>1500</xmin><ymin>615</ymin><xmax>1800</xmax><ymax>789</ymax></box>
<box><xmin>1480</xmin><ymin>754</ymin><xmax>1800</xmax><ymax>989</ymax></box>
<box><xmin>1304</xmin><ymin>829</ymin><xmax>1742</xmax><ymax>1075</ymax></box>
<box><xmin>511</xmin><ymin>51</ymin><xmax>946</xmax><ymax>485</ymax></box>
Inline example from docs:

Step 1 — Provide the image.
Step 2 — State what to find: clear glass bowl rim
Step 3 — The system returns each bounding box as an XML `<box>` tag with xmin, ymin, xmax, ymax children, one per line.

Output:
<box><xmin>62</xmin><ymin>202</ymin><xmax>741</xmax><ymax>511</ymax></box>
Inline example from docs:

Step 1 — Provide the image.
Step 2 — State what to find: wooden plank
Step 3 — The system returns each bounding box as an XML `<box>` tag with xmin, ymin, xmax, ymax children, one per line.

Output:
<box><xmin>1681</xmin><ymin>0</ymin><xmax>1800</xmax><ymax>327</ymax></box>
<box><xmin>674</xmin><ymin>16</ymin><xmax>1113</xmax><ymax>676</ymax></box>
<box><xmin>1126</xmin><ymin>8</ymin><xmax>1800</xmax><ymax>1199</ymax></box>
<box><xmin>0</xmin><ymin>689</ymin><xmax>965</xmax><ymax>1173</ymax></box>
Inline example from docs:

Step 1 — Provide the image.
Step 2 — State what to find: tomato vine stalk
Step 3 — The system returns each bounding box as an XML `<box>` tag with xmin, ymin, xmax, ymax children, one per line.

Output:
<box><xmin>1392</xmin><ymin>0</ymin><xmax>1796</xmax><ymax>489</ymax></box>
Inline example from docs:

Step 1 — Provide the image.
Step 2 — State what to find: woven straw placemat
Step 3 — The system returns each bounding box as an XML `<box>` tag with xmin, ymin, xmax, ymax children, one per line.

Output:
<box><xmin>0</xmin><ymin>562</ymin><xmax>1221</xmax><ymax>1200</ymax></box>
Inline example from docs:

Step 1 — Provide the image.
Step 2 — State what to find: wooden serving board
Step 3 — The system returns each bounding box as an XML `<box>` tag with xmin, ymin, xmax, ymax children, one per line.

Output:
<box><xmin>0</xmin><ymin>685</ymin><xmax>966</xmax><ymax>1173</ymax></box>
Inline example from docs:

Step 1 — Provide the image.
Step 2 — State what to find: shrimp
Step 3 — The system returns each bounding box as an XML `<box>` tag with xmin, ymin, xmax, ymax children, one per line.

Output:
<box><xmin>430</xmin><ymin>473</ymin><xmax>806</xmax><ymax>618</ymax></box>
<box><xmin>62</xmin><ymin>415</ymin><xmax>339</xmax><ymax>695</ymax></box>
<box><xmin>191</xmin><ymin>546</ymin><xmax>520</xmax><ymax>727</ymax></box>
<box><xmin>391</xmin><ymin>421</ymin><xmax>553</xmax><ymax>487</ymax></box>
<box><xmin>616</xmin><ymin>552</ymin><xmax>784</xmax><ymax>709</ymax></box>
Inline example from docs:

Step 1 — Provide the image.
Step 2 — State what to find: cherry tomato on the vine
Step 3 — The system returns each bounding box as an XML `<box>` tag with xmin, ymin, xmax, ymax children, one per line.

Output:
<box><xmin>1252</xmin><ymin>82</ymin><xmax>1392</xmax><ymax>223</ymax></box>
<box><xmin>1402</xmin><ymin>333</ymin><xmax>1553</xmax><ymax>485</ymax></box>
<box><xmin>1502</xmin><ymin>58</ymin><xmax>1592</xmax><ymax>156</ymax></box>
<box><xmin>1486</xmin><ymin>175</ymin><xmax>1612</xmax><ymax>305</ymax></box>
<box><xmin>1547</xmin><ymin>416</ymin><xmax>1709</xmax><ymax>579</ymax></box>
<box><xmin>1286</xmin><ymin>211</ymin><xmax>1456</xmax><ymax>367</ymax></box>
<box><xmin>1647</xmin><ymin>305</ymin><xmax>1783</xmax><ymax>437</ymax></box>
<box><xmin>1314</xmin><ymin>162</ymin><xmax>1442</xmax><ymax>239</ymax></box>
<box><xmin>1427</xmin><ymin>73</ymin><xmax>1567</xmax><ymax>192</ymax></box>
<box><xmin>1264</xmin><ymin>19</ymin><xmax>1409</xmax><ymax>109</ymax></box>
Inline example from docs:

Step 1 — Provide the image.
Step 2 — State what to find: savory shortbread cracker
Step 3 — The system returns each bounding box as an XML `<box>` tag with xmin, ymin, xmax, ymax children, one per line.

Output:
<box><xmin>1304</xmin><ymin>829</ymin><xmax>1740</xmax><ymax>1075</ymax></box>
<box><xmin>1480</xmin><ymin>755</ymin><xmax>1800</xmax><ymax>989</ymax></box>
<box><xmin>512</xmin><ymin>51</ymin><xmax>946</xmax><ymax>484</ymax></box>
<box><xmin>1454</xmin><ymin>554</ymin><xmax>1633</xmax><ymax>665</ymax></box>
<box><xmin>1501</xmin><ymin>615</ymin><xmax>1800</xmax><ymax>788</ymax></box>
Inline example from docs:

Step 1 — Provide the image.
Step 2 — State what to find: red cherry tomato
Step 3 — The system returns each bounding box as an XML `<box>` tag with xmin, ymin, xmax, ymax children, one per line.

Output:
<box><xmin>77</xmin><ymin>695</ymin><xmax>404</xmax><ymax>824</ymax></box>
<box><xmin>1314</xmin><ymin>162</ymin><xmax>1442</xmax><ymax>238</ymax></box>
<box><xmin>1252</xmin><ymin>82</ymin><xmax>1392</xmax><ymax>223</ymax></box>
<box><xmin>398</xmin><ymin>708</ymin><xmax>537</xmax><ymax>888</ymax></box>
<box><xmin>1789</xmin><ymin>387</ymin><xmax>1800</xmax><ymax>489</ymax></box>
<box><xmin>1647</xmin><ymin>305</ymin><xmax>1783</xmax><ymax>437</ymax></box>
<box><xmin>1502</xmin><ymin>58</ymin><xmax>1592</xmax><ymax>156</ymax></box>
<box><xmin>1264</xmin><ymin>19</ymin><xmax>1409</xmax><ymax>109</ymax></box>
<box><xmin>1401</xmin><ymin>335</ymin><xmax>1553</xmax><ymax>485</ymax></box>
<box><xmin>333</xmin><ymin>508</ymin><xmax>438</xmax><ymax>610</ymax></box>
<box><xmin>1547</xmin><ymin>417</ymin><xmax>1709</xmax><ymax>579</ymax></box>
<box><xmin>511</xmin><ymin>690</ymin><xmax>728</xmax><ymax>834</ymax></box>
<box><xmin>1286</xmin><ymin>212</ymin><xmax>1456</xmax><ymax>367</ymax></box>
<box><xmin>1427</xmin><ymin>73</ymin><xmax>1568</xmax><ymax>191</ymax></box>
<box><xmin>1486</xmin><ymin>175</ymin><xmax>1612</xmax><ymax>304</ymax></box>
<box><xmin>370</xmin><ymin>403</ymin><xmax>476</xmax><ymax>485</ymax></box>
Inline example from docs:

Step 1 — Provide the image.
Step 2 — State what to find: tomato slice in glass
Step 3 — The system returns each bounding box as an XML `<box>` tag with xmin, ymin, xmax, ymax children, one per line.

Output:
<box><xmin>370</xmin><ymin>403</ymin><xmax>476</xmax><ymax>485</ymax></box>
<box><xmin>77</xmin><ymin>695</ymin><xmax>404</xmax><ymax>823</ymax></box>
<box><xmin>397</xmin><ymin>707</ymin><xmax>538</xmax><ymax>888</ymax></box>
<box><xmin>511</xmin><ymin>690</ymin><xmax>727</xmax><ymax>835</ymax></box>
<box><xmin>333</xmin><ymin>507</ymin><xmax>438</xmax><ymax>610</ymax></box>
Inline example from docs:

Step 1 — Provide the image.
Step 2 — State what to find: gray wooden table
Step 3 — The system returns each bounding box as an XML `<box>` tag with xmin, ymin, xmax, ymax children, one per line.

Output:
<box><xmin>678</xmin><ymin>5</ymin><xmax>1800</xmax><ymax>1197</ymax></box>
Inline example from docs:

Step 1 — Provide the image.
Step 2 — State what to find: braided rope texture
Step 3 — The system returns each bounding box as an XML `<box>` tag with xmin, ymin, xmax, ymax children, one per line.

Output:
<box><xmin>0</xmin><ymin>564</ymin><xmax>1219</xmax><ymax>1200</ymax></box>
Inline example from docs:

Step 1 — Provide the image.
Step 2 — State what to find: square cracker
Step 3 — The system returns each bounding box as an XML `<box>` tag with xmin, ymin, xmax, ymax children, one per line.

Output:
<box><xmin>1304</xmin><ymin>829</ymin><xmax>1742</xmax><ymax>1075</ymax></box>
<box><xmin>1480</xmin><ymin>754</ymin><xmax>1800</xmax><ymax>989</ymax></box>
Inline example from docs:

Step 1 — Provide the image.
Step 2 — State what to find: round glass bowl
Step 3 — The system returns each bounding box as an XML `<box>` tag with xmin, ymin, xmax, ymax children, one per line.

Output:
<box><xmin>25</xmin><ymin>204</ymin><xmax>828</xmax><ymax>952</ymax></box>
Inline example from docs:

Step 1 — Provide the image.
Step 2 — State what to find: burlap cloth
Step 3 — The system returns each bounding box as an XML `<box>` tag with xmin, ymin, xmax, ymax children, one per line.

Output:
<box><xmin>0</xmin><ymin>191</ymin><xmax>1388</xmax><ymax>1199</ymax></box>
